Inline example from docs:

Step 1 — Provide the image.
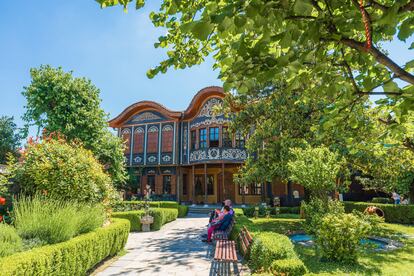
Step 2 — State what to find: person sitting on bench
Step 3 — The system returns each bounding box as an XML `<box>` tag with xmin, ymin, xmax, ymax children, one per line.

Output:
<box><xmin>203</xmin><ymin>206</ymin><xmax>232</xmax><ymax>243</ymax></box>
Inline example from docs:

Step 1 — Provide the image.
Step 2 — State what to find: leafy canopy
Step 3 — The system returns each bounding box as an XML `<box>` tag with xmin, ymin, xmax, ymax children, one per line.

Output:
<box><xmin>288</xmin><ymin>145</ymin><xmax>347</xmax><ymax>198</ymax></box>
<box><xmin>0</xmin><ymin>116</ymin><xmax>21</xmax><ymax>164</ymax></box>
<box><xmin>22</xmin><ymin>65</ymin><xmax>126</xmax><ymax>186</ymax></box>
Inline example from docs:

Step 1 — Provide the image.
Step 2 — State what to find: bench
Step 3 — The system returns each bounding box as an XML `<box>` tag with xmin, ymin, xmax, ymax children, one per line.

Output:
<box><xmin>212</xmin><ymin>218</ymin><xmax>235</xmax><ymax>241</ymax></box>
<box><xmin>213</xmin><ymin>226</ymin><xmax>253</xmax><ymax>275</ymax></box>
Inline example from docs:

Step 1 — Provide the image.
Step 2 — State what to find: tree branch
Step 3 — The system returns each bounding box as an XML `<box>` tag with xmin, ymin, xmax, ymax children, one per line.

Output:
<box><xmin>400</xmin><ymin>0</ymin><xmax>414</xmax><ymax>12</ymax></box>
<box><xmin>340</xmin><ymin>38</ymin><xmax>414</xmax><ymax>85</ymax></box>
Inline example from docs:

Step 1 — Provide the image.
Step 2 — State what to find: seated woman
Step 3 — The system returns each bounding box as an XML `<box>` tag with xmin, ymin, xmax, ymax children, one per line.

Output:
<box><xmin>203</xmin><ymin>206</ymin><xmax>232</xmax><ymax>243</ymax></box>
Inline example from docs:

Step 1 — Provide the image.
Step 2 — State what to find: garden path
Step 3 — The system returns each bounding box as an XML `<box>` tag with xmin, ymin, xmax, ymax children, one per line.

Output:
<box><xmin>97</xmin><ymin>213</ymin><xmax>221</xmax><ymax>276</ymax></box>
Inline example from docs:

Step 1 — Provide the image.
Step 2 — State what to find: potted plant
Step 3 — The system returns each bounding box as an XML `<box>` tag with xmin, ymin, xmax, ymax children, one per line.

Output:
<box><xmin>140</xmin><ymin>185</ymin><xmax>154</xmax><ymax>232</ymax></box>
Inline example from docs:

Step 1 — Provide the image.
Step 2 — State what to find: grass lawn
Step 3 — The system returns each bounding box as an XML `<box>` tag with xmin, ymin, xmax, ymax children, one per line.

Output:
<box><xmin>242</xmin><ymin>216</ymin><xmax>414</xmax><ymax>275</ymax></box>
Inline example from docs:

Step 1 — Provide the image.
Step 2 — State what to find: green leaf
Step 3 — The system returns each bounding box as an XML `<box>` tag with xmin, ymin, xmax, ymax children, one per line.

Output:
<box><xmin>383</xmin><ymin>81</ymin><xmax>399</xmax><ymax>93</ymax></box>
<box><xmin>191</xmin><ymin>21</ymin><xmax>214</xmax><ymax>40</ymax></box>
<box><xmin>405</xmin><ymin>60</ymin><xmax>414</xmax><ymax>73</ymax></box>
<box><xmin>398</xmin><ymin>18</ymin><xmax>414</xmax><ymax>41</ymax></box>
<box><xmin>293</xmin><ymin>0</ymin><xmax>314</xmax><ymax>16</ymax></box>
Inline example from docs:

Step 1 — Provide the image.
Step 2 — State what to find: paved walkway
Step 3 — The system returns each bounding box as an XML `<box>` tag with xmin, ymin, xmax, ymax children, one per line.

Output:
<box><xmin>98</xmin><ymin>214</ymin><xmax>238</xmax><ymax>276</ymax></box>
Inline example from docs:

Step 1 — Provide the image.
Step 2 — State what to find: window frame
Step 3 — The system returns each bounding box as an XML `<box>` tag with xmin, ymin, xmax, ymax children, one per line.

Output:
<box><xmin>209</xmin><ymin>127</ymin><xmax>219</xmax><ymax>147</ymax></box>
<box><xmin>162</xmin><ymin>175</ymin><xmax>172</xmax><ymax>194</ymax></box>
<box><xmin>199</xmin><ymin>128</ymin><xmax>207</xmax><ymax>149</ymax></box>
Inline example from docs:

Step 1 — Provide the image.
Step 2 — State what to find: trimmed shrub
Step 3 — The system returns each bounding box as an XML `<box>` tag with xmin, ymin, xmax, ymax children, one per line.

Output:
<box><xmin>0</xmin><ymin>224</ymin><xmax>22</xmax><ymax>258</ymax></box>
<box><xmin>270</xmin><ymin>258</ymin><xmax>307</xmax><ymax>276</ymax></box>
<box><xmin>371</xmin><ymin>197</ymin><xmax>393</xmax><ymax>204</ymax></box>
<box><xmin>0</xmin><ymin>218</ymin><xmax>130</xmax><ymax>276</ymax></box>
<box><xmin>112</xmin><ymin>201</ymin><xmax>179</xmax><ymax>212</ymax></box>
<box><xmin>111</xmin><ymin>210</ymin><xmax>145</xmax><ymax>231</ymax></box>
<box><xmin>315</xmin><ymin>213</ymin><xmax>371</xmax><ymax>262</ymax></box>
<box><xmin>249</xmin><ymin>232</ymin><xmax>296</xmax><ymax>271</ymax></box>
<box><xmin>150</xmin><ymin>208</ymin><xmax>178</xmax><ymax>230</ymax></box>
<box><xmin>14</xmin><ymin>196</ymin><xmax>105</xmax><ymax>245</ymax></box>
<box><xmin>178</xmin><ymin>205</ymin><xmax>189</xmax><ymax>218</ymax></box>
<box><xmin>344</xmin><ymin>201</ymin><xmax>414</xmax><ymax>224</ymax></box>
<box><xmin>112</xmin><ymin>208</ymin><xmax>178</xmax><ymax>232</ymax></box>
<box><xmin>279</xmin><ymin>206</ymin><xmax>300</xmax><ymax>214</ymax></box>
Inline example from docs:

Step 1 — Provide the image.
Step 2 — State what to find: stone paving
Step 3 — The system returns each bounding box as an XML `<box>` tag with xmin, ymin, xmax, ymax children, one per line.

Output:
<box><xmin>97</xmin><ymin>213</ymin><xmax>239</xmax><ymax>276</ymax></box>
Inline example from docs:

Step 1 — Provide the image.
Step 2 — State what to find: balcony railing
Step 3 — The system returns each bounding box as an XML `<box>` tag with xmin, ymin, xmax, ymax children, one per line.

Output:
<box><xmin>189</xmin><ymin>147</ymin><xmax>247</xmax><ymax>163</ymax></box>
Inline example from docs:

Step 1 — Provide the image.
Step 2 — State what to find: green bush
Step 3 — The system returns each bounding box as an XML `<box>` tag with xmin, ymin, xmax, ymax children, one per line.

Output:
<box><xmin>249</xmin><ymin>232</ymin><xmax>296</xmax><ymax>271</ymax></box>
<box><xmin>13</xmin><ymin>139</ymin><xmax>116</xmax><ymax>204</ymax></box>
<box><xmin>178</xmin><ymin>205</ymin><xmax>189</xmax><ymax>218</ymax></box>
<box><xmin>344</xmin><ymin>201</ymin><xmax>414</xmax><ymax>224</ymax></box>
<box><xmin>279</xmin><ymin>206</ymin><xmax>300</xmax><ymax>214</ymax></box>
<box><xmin>315</xmin><ymin>213</ymin><xmax>371</xmax><ymax>262</ymax></box>
<box><xmin>0</xmin><ymin>224</ymin><xmax>22</xmax><ymax>258</ymax></box>
<box><xmin>112</xmin><ymin>201</ymin><xmax>179</xmax><ymax>212</ymax></box>
<box><xmin>301</xmin><ymin>198</ymin><xmax>344</xmax><ymax>234</ymax></box>
<box><xmin>150</xmin><ymin>208</ymin><xmax>178</xmax><ymax>230</ymax></box>
<box><xmin>111</xmin><ymin>210</ymin><xmax>145</xmax><ymax>231</ymax></box>
<box><xmin>0</xmin><ymin>218</ymin><xmax>129</xmax><ymax>276</ymax></box>
<box><xmin>112</xmin><ymin>208</ymin><xmax>178</xmax><ymax>232</ymax></box>
<box><xmin>14</xmin><ymin>196</ymin><xmax>105</xmax><ymax>244</ymax></box>
<box><xmin>371</xmin><ymin>197</ymin><xmax>393</xmax><ymax>204</ymax></box>
<box><xmin>270</xmin><ymin>258</ymin><xmax>307</xmax><ymax>276</ymax></box>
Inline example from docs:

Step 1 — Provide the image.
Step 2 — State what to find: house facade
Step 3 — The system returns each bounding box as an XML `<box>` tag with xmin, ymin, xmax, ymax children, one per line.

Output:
<box><xmin>109</xmin><ymin>86</ymin><xmax>304</xmax><ymax>205</ymax></box>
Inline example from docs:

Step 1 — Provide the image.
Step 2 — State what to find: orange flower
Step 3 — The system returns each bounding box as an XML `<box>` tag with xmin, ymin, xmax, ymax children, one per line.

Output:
<box><xmin>0</xmin><ymin>197</ymin><xmax>6</xmax><ymax>205</ymax></box>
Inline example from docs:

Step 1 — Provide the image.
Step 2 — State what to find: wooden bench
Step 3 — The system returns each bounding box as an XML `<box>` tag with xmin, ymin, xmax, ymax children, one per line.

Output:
<box><xmin>212</xmin><ymin>218</ymin><xmax>235</xmax><ymax>241</ymax></box>
<box><xmin>212</xmin><ymin>226</ymin><xmax>253</xmax><ymax>275</ymax></box>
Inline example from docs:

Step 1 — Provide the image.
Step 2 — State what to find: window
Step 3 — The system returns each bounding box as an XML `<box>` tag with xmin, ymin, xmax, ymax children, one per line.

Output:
<box><xmin>207</xmin><ymin>175</ymin><xmax>214</xmax><ymax>195</ymax></box>
<box><xmin>182</xmin><ymin>174</ymin><xmax>188</xmax><ymax>195</ymax></box>
<box><xmin>147</xmin><ymin>175</ymin><xmax>156</xmax><ymax>194</ymax></box>
<box><xmin>195</xmin><ymin>175</ymin><xmax>203</xmax><ymax>195</ymax></box>
<box><xmin>121</xmin><ymin>129</ymin><xmax>131</xmax><ymax>154</ymax></box>
<box><xmin>222</xmin><ymin>127</ymin><xmax>232</xmax><ymax>147</ymax></box>
<box><xmin>199</xmin><ymin>128</ymin><xmax>207</xmax><ymax>149</ymax></box>
<box><xmin>191</xmin><ymin>130</ymin><xmax>197</xmax><ymax>150</ymax></box>
<box><xmin>162</xmin><ymin>125</ymin><xmax>173</xmax><ymax>152</ymax></box>
<box><xmin>239</xmin><ymin>183</ymin><xmax>262</xmax><ymax>195</ymax></box>
<box><xmin>235</xmin><ymin>131</ymin><xmax>245</xmax><ymax>148</ymax></box>
<box><xmin>163</xmin><ymin>175</ymin><xmax>171</xmax><ymax>194</ymax></box>
<box><xmin>209</xmin><ymin>127</ymin><xmax>219</xmax><ymax>147</ymax></box>
<box><xmin>133</xmin><ymin>128</ymin><xmax>144</xmax><ymax>153</ymax></box>
<box><xmin>147</xmin><ymin>126</ymin><xmax>159</xmax><ymax>153</ymax></box>
<box><xmin>194</xmin><ymin>175</ymin><xmax>214</xmax><ymax>195</ymax></box>
<box><xmin>251</xmin><ymin>183</ymin><xmax>262</xmax><ymax>195</ymax></box>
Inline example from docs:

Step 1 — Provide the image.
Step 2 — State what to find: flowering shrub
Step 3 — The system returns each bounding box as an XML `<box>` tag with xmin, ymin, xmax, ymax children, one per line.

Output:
<box><xmin>12</xmin><ymin>135</ymin><xmax>117</xmax><ymax>204</ymax></box>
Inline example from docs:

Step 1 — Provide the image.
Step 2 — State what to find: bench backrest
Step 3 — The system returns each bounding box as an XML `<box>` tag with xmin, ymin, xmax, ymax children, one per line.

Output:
<box><xmin>239</xmin><ymin>226</ymin><xmax>253</xmax><ymax>257</ymax></box>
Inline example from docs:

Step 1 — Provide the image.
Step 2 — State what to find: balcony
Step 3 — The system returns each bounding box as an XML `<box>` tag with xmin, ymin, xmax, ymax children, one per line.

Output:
<box><xmin>189</xmin><ymin>147</ymin><xmax>247</xmax><ymax>163</ymax></box>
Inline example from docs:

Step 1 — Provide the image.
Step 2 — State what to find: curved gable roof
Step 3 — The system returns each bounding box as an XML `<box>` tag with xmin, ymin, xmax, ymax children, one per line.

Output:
<box><xmin>108</xmin><ymin>86</ymin><xmax>225</xmax><ymax>128</ymax></box>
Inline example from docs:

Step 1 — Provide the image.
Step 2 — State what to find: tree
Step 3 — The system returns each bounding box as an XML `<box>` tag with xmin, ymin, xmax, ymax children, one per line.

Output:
<box><xmin>288</xmin><ymin>145</ymin><xmax>348</xmax><ymax>198</ymax></box>
<box><xmin>22</xmin><ymin>65</ymin><xmax>126</xmax><ymax>187</ymax></box>
<box><xmin>0</xmin><ymin>116</ymin><xmax>20</xmax><ymax>164</ymax></box>
<box><xmin>96</xmin><ymin>0</ymin><xmax>414</xmax><ymax>146</ymax></box>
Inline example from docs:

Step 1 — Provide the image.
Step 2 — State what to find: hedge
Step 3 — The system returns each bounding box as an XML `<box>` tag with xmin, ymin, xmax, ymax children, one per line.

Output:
<box><xmin>229</xmin><ymin>212</ymin><xmax>306</xmax><ymax>274</ymax></box>
<box><xmin>178</xmin><ymin>205</ymin><xmax>189</xmax><ymax>218</ymax></box>
<box><xmin>344</xmin><ymin>201</ymin><xmax>414</xmax><ymax>224</ymax></box>
<box><xmin>112</xmin><ymin>208</ymin><xmax>178</xmax><ymax>232</ymax></box>
<box><xmin>243</xmin><ymin>206</ymin><xmax>300</xmax><ymax>217</ymax></box>
<box><xmin>113</xmin><ymin>201</ymin><xmax>179</xmax><ymax>212</ymax></box>
<box><xmin>270</xmin><ymin>258</ymin><xmax>307</xmax><ymax>276</ymax></box>
<box><xmin>111</xmin><ymin>210</ymin><xmax>145</xmax><ymax>231</ymax></box>
<box><xmin>249</xmin><ymin>232</ymin><xmax>297</xmax><ymax>271</ymax></box>
<box><xmin>0</xmin><ymin>218</ymin><xmax>130</xmax><ymax>276</ymax></box>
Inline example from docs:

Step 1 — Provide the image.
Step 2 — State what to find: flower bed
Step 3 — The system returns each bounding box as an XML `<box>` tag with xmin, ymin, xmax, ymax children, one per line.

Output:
<box><xmin>0</xmin><ymin>218</ymin><xmax>130</xmax><ymax>276</ymax></box>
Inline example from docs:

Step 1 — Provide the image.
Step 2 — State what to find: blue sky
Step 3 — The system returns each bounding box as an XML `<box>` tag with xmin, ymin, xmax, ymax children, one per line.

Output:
<box><xmin>0</xmin><ymin>1</ymin><xmax>412</xmax><ymax>135</ymax></box>
<box><xmin>0</xmin><ymin>1</ymin><xmax>220</xmax><ymax>134</ymax></box>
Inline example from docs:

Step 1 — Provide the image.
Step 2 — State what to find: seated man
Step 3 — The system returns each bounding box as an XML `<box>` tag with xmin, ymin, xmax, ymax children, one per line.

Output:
<box><xmin>203</xmin><ymin>206</ymin><xmax>232</xmax><ymax>243</ymax></box>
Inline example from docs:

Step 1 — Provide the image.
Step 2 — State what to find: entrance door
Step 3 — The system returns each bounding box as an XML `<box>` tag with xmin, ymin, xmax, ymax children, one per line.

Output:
<box><xmin>218</xmin><ymin>172</ymin><xmax>235</xmax><ymax>203</ymax></box>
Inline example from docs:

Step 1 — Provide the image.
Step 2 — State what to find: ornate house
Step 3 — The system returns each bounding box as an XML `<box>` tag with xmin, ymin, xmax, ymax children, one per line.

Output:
<box><xmin>109</xmin><ymin>86</ymin><xmax>304</xmax><ymax>205</ymax></box>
